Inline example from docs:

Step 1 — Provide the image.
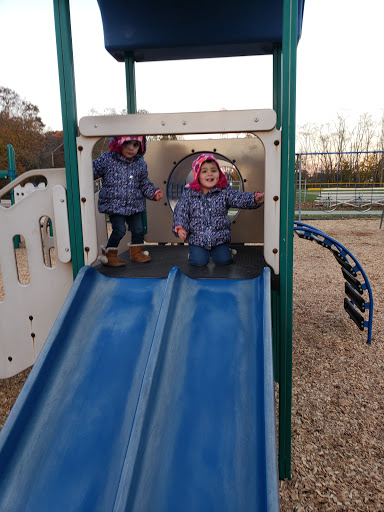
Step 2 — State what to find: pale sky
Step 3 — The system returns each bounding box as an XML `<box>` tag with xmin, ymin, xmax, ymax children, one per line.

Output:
<box><xmin>1</xmin><ymin>0</ymin><xmax>383</xmax><ymax>132</ymax></box>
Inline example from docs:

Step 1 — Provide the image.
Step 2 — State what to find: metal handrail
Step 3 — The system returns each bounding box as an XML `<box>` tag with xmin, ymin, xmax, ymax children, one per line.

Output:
<box><xmin>293</xmin><ymin>221</ymin><xmax>373</xmax><ymax>344</ymax></box>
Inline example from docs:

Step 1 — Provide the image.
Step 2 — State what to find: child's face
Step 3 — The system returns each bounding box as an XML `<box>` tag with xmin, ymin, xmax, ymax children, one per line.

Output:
<box><xmin>121</xmin><ymin>140</ymin><xmax>141</xmax><ymax>159</ymax></box>
<box><xmin>199</xmin><ymin>161</ymin><xmax>220</xmax><ymax>193</ymax></box>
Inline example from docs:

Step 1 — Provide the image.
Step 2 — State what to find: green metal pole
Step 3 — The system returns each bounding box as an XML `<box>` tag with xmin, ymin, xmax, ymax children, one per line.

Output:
<box><xmin>6</xmin><ymin>145</ymin><xmax>20</xmax><ymax>248</ymax></box>
<box><xmin>125</xmin><ymin>53</ymin><xmax>147</xmax><ymax>234</ymax></box>
<box><xmin>7</xmin><ymin>145</ymin><xmax>17</xmax><ymax>205</ymax></box>
<box><xmin>279</xmin><ymin>0</ymin><xmax>298</xmax><ymax>480</ymax></box>
<box><xmin>271</xmin><ymin>289</ymin><xmax>280</xmax><ymax>382</ymax></box>
<box><xmin>7</xmin><ymin>145</ymin><xmax>16</xmax><ymax>173</ymax></box>
<box><xmin>273</xmin><ymin>46</ymin><xmax>282</xmax><ymax>130</ymax></box>
<box><xmin>53</xmin><ymin>0</ymin><xmax>84</xmax><ymax>279</ymax></box>
<box><xmin>125</xmin><ymin>53</ymin><xmax>137</xmax><ymax>114</ymax></box>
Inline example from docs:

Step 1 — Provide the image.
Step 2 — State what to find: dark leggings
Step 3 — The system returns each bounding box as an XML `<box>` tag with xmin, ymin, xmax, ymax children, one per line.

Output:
<box><xmin>106</xmin><ymin>213</ymin><xmax>144</xmax><ymax>248</ymax></box>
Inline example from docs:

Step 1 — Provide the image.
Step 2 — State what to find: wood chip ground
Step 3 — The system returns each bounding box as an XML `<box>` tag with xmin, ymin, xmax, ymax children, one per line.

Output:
<box><xmin>1</xmin><ymin>219</ymin><xmax>383</xmax><ymax>510</ymax></box>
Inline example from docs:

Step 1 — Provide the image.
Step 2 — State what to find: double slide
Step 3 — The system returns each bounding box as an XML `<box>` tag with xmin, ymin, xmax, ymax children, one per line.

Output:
<box><xmin>0</xmin><ymin>266</ymin><xmax>279</xmax><ymax>511</ymax></box>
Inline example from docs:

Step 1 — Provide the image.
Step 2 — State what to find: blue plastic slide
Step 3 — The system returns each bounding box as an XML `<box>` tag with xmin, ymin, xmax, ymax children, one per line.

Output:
<box><xmin>0</xmin><ymin>266</ymin><xmax>279</xmax><ymax>511</ymax></box>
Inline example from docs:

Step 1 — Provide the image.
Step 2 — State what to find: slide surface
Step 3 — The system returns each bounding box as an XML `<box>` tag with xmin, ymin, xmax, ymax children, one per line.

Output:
<box><xmin>0</xmin><ymin>266</ymin><xmax>279</xmax><ymax>512</ymax></box>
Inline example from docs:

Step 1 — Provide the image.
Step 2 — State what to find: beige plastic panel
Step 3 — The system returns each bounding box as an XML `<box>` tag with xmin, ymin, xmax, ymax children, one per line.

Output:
<box><xmin>79</xmin><ymin>109</ymin><xmax>276</xmax><ymax>137</ymax></box>
<box><xmin>145</xmin><ymin>138</ymin><xmax>265</xmax><ymax>244</ymax></box>
<box><xmin>77</xmin><ymin>109</ymin><xmax>280</xmax><ymax>274</ymax></box>
<box><xmin>0</xmin><ymin>169</ymin><xmax>73</xmax><ymax>378</ymax></box>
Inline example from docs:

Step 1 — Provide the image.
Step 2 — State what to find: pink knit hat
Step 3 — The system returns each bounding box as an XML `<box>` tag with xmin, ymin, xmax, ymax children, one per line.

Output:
<box><xmin>109</xmin><ymin>136</ymin><xmax>145</xmax><ymax>154</ymax></box>
<box><xmin>188</xmin><ymin>153</ymin><xmax>228</xmax><ymax>191</ymax></box>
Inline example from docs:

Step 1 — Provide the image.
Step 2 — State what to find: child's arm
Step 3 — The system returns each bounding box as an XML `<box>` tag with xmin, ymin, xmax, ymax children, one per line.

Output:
<box><xmin>154</xmin><ymin>189</ymin><xmax>163</xmax><ymax>201</ymax></box>
<box><xmin>172</xmin><ymin>190</ymin><xmax>190</xmax><ymax>239</ymax></box>
<box><xmin>139</xmin><ymin>162</ymin><xmax>163</xmax><ymax>200</ymax></box>
<box><xmin>254</xmin><ymin>192</ymin><xmax>264</xmax><ymax>204</ymax></box>
<box><xmin>174</xmin><ymin>226</ymin><xmax>187</xmax><ymax>241</ymax></box>
<box><xmin>226</xmin><ymin>188</ymin><xmax>264</xmax><ymax>209</ymax></box>
<box><xmin>92</xmin><ymin>153</ymin><xmax>107</xmax><ymax>180</ymax></box>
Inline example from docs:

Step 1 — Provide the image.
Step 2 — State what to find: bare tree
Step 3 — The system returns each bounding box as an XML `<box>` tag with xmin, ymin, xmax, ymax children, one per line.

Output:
<box><xmin>377</xmin><ymin>112</ymin><xmax>384</xmax><ymax>185</ymax></box>
<box><xmin>332</xmin><ymin>113</ymin><xmax>350</xmax><ymax>153</ymax></box>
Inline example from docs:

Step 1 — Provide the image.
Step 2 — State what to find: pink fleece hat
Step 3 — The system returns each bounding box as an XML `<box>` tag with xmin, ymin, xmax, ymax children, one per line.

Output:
<box><xmin>109</xmin><ymin>136</ymin><xmax>145</xmax><ymax>154</ymax></box>
<box><xmin>188</xmin><ymin>153</ymin><xmax>228</xmax><ymax>191</ymax></box>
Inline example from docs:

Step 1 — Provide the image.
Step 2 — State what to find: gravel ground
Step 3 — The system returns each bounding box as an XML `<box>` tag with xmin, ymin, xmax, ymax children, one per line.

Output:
<box><xmin>279</xmin><ymin>218</ymin><xmax>383</xmax><ymax>511</ymax></box>
<box><xmin>0</xmin><ymin>218</ymin><xmax>383</xmax><ymax>510</ymax></box>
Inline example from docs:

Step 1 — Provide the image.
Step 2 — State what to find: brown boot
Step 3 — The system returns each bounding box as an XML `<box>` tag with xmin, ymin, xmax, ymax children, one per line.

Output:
<box><xmin>129</xmin><ymin>245</ymin><xmax>151</xmax><ymax>263</ymax></box>
<box><xmin>98</xmin><ymin>246</ymin><xmax>126</xmax><ymax>267</ymax></box>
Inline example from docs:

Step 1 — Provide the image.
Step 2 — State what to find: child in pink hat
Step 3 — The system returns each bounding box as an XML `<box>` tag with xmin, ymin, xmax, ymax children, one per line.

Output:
<box><xmin>93</xmin><ymin>135</ymin><xmax>163</xmax><ymax>266</ymax></box>
<box><xmin>173</xmin><ymin>153</ymin><xmax>264</xmax><ymax>266</ymax></box>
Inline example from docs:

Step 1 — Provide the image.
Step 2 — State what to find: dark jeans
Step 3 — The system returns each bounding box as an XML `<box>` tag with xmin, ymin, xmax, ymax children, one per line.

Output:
<box><xmin>189</xmin><ymin>244</ymin><xmax>233</xmax><ymax>266</ymax></box>
<box><xmin>106</xmin><ymin>213</ymin><xmax>144</xmax><ymax>248</ymax></box>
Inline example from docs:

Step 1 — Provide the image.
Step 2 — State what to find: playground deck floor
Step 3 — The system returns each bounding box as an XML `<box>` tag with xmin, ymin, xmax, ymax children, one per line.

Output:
<box><xmin>95</xmin><ymin>244</ymin><xmax>266</xmax><ymax>280</ymax></box>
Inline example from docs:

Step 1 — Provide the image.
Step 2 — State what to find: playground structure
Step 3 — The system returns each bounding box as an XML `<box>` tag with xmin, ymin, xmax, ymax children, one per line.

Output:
<box><xmin>293</xmin><ymin>222</ymin><xmax>373</xmax><ymax>344</ymax></box>
<box><xmin>0</xmin><ymin>0</ymin><xmax>312</xmax><ymax>508</ymax></box>
<box><xmin>296</xmin><ymin>150</ymin><xmax>384</xmax><ymax>213</ymax></box>
<box><xmin>77</xmin><ymin>113</ymin><xmax>280</xmax><ymax>265</ymax></box>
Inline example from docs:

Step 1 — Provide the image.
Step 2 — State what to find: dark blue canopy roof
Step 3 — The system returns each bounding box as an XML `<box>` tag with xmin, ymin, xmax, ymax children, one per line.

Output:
<box><xmin>97</xmin><ymin>0</ymin><xmax>305</xmax><ymax>62</ymax></box>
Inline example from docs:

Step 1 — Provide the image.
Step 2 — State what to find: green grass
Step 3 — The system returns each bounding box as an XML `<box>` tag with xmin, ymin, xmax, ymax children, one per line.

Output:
<box><xmin>295</xmin><ymin>191</ymin><xmax>318</xmax><ymax>203</ymax></box>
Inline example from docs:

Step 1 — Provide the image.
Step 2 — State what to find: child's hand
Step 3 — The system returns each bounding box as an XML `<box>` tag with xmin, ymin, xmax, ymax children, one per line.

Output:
<box><xmin>254</xmin><ymin>192</ymin><xmax>264</xmax><ymax>204</ymax></box>
<box><xmin>154</xmin><ymin>189</ymin><xmax>163</xmax><ymax>201</ymax></box>
<box><xmin>176</xmin><ymin>227</ymin><xmax>187</xmax><ymax>241</ymax></box>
